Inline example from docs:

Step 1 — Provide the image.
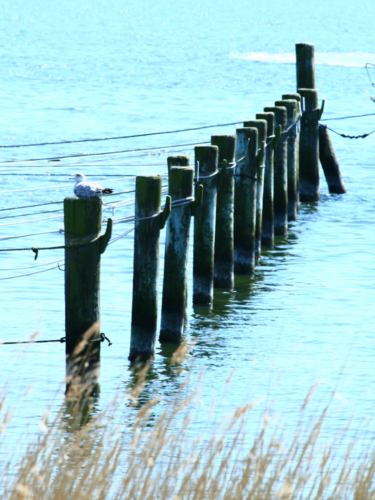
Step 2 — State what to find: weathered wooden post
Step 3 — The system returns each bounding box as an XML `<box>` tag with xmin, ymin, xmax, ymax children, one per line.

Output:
<box><xmin>275</xmin><ymin>99</ymin><xmax>300</xmax><ymax>221</ymax></box>
<box><xmin>256</xmin><ymin>112</ymin><xmax>275</xmax><ymax>248</ymax></box>
<box><xmin>129</xmin><ymin>175</ymin><xmax>171</xmax><ymax>361</ymax></box>
<box><xmin>282</xmin><ymin>93</ymin><xmax>301</xmax><ymax>213</ymax></box>
<box><xmin>234</xmin><ymin>128</ymin><xmax>258</xmax><ymax>275</ymax></box>
<box><xmin>167</xmin><ymin>155</ymin><xmax>191</xmax><ymax>321</ymax></box>
<box><xmin>167</xmin><ymin>155</ymin><xmax>190</xmax><ymax>174</ymax></box>
<box><xmin>64</xmin><ymin>197</ymin><xmax>112</xmax><ymax>396</ymax></box>
<box><xmin>243</xmin><ymin>120</ymin><xmax>267</xmax><ymax>260</ymax></box>
<box><xmin>319</xmin><ymin>125</ymin><xmax>347</xmax><ymax>194</ymax></box>
<box><xmin>193</xmin><ymin>145</ymin><xmax>218</xmax><ymax>305</ymax></box>
<box><xmin>264</xmin><ymin>106</ymin><xmax>288</xmax><ymax>236</ymax></box>
<box><xmin>160</xmin><ymin>167</ymin><xmax>194</xmax><ymax>343</ymax></box>
<box><xmin>296</xmin><ymin>43</ymin><xmax>315</xmax><ymax>89</ymax></box>
<box><xmin>211</xmin><ymin>134</ymin><xmax>236</xmax><ymax>288</ymax></box>
<box><xmin>298</xmin><ymin>88</ymin><xmax>320</xmax><ymax>201</ymax></box>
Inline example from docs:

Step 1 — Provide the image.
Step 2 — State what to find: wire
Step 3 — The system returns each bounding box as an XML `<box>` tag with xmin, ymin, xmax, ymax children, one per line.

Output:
<box><xmin>0</xmin><ymin>200</ymin><xmax>63</xmax><ymax>212</ymax></box>
<box><xmin>0</xmin><ymin>264</ymin><xmax>60</xmax><ymax>280</ymax></box>
<box><xmin>0</xmin><ymin>208</ymin><xmax>63</xmax><ymax>220</ymax></box>
<box><xmin>0</xmin><ymin>332</ymin><xmax>112</xmax><ymax>346</ymax></box>
<box><xmin>321</xmin><ymin>123</ymin><xmax>375</xmax><ymax>140</ymax></box>
<box><xmin>0</xmin><ymin>259</ymin><xmax>64</xmax><ymax>272</ymax></box>
<box><xmin>1</xmin><ymin>141</ymin><xmax>210</xmax><ymax>163</ymax></box>
<box><xmin>108</xmin><ymin>226</ymin><xmax>135</xmax><ymax>245</ymax></box>
<box><xmin>0</xmin><ymin>189</ymin><xmax>135</xmax><ymax>216</ymax></box>
<box><xmin>0</xmin><ymin>229</ymin><xmax>62</xmax><ymax>242</ymax></box>
<box><xmin>0</xmin><ymin>175</ymin><xmax>134</xmax><ymax>195</ymax></box>
<box><xmin>0</xmin><ymin>122</ymin><xmax>242</xmax><ymax>149</ymax></box>
<box><xmin>320</xmin><ymin>112</ymin><xmax>375</xmax><ymax>121</ymax></box>
<box><xmin>0</xmin><ymin>214</ymin><xmax>64</xmax><ymax>227</ymax></box>
<box><xmin>0</xmin><ymin>183</ymin><xmax>72</xmax><ymax>195</ymax></box>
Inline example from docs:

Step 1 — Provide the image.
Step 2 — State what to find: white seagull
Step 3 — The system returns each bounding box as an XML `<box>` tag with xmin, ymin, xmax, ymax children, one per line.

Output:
<box><xmin>69</xmin><ymin>173</ymin><xmax>113</xmax><ymax>198</ymax></box>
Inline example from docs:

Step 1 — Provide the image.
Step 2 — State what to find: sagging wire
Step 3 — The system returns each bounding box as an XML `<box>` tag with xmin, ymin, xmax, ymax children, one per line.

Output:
<box><xmin>0</xmin><ymin>121</ymin><xmax>242</xmax><ymax>149</ymax></box>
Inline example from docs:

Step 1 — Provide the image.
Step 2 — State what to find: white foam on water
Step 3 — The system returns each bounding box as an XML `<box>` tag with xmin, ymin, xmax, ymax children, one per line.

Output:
<box><xmin>230</xmin><ymin>52</ymin><xmax>375</xmax><ymax>68</ymax></box>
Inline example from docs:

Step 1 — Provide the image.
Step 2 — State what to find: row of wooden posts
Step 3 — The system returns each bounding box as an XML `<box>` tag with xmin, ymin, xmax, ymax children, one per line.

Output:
<box><xmin>63</xmin><ymin>43</ymin><xmax>346</xmax><ymax>392</ymax></box>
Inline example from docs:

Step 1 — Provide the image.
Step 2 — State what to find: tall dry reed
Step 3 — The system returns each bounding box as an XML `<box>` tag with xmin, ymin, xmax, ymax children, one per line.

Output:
<box><xmin>1</xmin><ymin>341</ymin><xmax>374</xmax><ymax>499</ymax></box>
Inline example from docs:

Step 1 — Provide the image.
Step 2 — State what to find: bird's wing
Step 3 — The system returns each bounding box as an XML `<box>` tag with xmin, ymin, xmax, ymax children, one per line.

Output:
<box><xmin>74</xmin><ymin>182</ymin><xmax>102</xmax><ymax>197</ymax></box>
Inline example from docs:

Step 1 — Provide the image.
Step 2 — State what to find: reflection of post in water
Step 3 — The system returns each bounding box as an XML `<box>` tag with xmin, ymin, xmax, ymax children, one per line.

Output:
<box><xmin>212</xmin><ymin>288</ymin><xmax>235</xmax><ymax>319</ymax></box>
<box><xmin>124</xmin><ymin>361</ymin><xmax>159</xmax><ymax>410</ymax></box>
<box><xmin>62</xmin><ymin>392</ymin><xmax>100</xmax><ymax>433</ymax></box>
<box><xmin>65</xmin><ymin>321</ymin><xmax>102</xmax><ymax>399</ymax></box>
<box><xmin>233</xmin><ymin>273</ymin><xmax>261</xmax><ymax>306</ymax></box>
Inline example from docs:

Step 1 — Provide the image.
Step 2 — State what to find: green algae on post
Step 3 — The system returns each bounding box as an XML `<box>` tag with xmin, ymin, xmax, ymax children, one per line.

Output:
<box><xmin>296</xmin><ymin>42</ymin><xmax>315</xmax><ymax>89</ymax></box>
<box><xmin>234</xmin><ymin>127</ymin><xmax>258</xmax><ymax>275</ymax></box>
<box><xmin>160</xmin><ymin>167</ymin><xmax>194</xmax><ymax>343</ymax></box>
<box><xmin>243</xmin><ymin>120</ymin><xmax>267</xmax><ymax>260</ymax></box>
<box><xmin>276</xmin><ymin>99</ymin><xmax>300</xmax><ymax>221</ymax></box>
<box><xmin>211</xmin><ymin>134</ymin><xmax>236</xmax><ymax>288</ymax></box>
<box><xmin>256</xmin><ymin>112</ymin><xmax>275</xmax><ymax>248</ymax></box>
<box><xmin>64</xmin><ymin>196</ymin><xmax>102</xmax><ymax>396</ymax></box>
<box><xmin>130</xmin><ymin>175</ymin><xmax>162</xmax><ymax>362</ymax></box>
<box><xmin>193</xmin><ymin>145</ymin><xmax>218</xmax><ymax>305</ymax></box>
<box><xmin>298</xmin><ymin>88</ymin><xmax>320</xmax><ymax>202</ymax></box>
<box><xmin>167</xmin><ymin>155</ymin><xmax>190</xmax><ymax>176</ymax></box>
<box><xmin>264</xmin><ymin>106</ymin><xmax>288</xmax><ymax>236</ymax></box>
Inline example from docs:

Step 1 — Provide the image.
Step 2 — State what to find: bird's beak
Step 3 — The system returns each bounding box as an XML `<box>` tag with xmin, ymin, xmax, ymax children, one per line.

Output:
<box><xmin>69</xmin><ymin>176</ymin><xmax>75</xmax><ymax>180</ymax></box>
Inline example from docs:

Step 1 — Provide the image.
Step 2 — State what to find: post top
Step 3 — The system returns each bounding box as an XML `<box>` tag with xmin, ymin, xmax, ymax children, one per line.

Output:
<box><xmin>297</xmin><ymin>88</ymin><xmax>318</xmax><ymax>95</ymax></box>
<box><xmin>170</xmin><ymin>166</ymin><xmax>194</xmax><ymax>172</ymax></box>
<box><xmin>243</xmin><ymin>119</ymin><xmax>268</xmax><ymax>126</ymax></box>
<box><xmin>136</xmin><ymin>174</ymin><xmax>162</xmax><ymax>181</ymax></box>
<box><xmin>211</xmin><ymin>134</ymin><xmax>237</xmax><ymax>139</ymax></box>
<box><xmin>264</xmin><ymin>106</ymin><xmax>287</xmax><ymax>112</ymax></box>
<box><xmin>282</xmin><ymin>93</ymin><xmax>301</xmax><ymax>101</ymax></box>
<box><xmin>296</xmin><ymin>42</ymin><xmax>315</xmax><ymax>48</ymax></box>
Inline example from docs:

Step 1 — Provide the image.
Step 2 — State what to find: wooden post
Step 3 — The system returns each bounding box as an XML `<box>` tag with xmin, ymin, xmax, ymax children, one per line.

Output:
<box><xmin>319</xmin><ymin>125</ymin><xmax>347</xmax><ymax>194</ymax></box>
<box><xmin>160</xmin><ymin>167</ymin><xmax>194</xmax><ymax>343</ymax></box>
<box><xmin>275</xmin><ymin>99</ymin><xmax>299</xmax><ymax>221</ymax></box>
<box><xmin>282</xmin><ymin>93</ymin><xmax>301</xmax><ymax>215</ymax></box>
<box><xmin>167</xmin><ymin>155</ymin><xmax>190</xmax><ymax>175</ymax></box>
<box><xmin>211</xmin><ymin>134</ymin><xmax>236</xmax><ymax>288</ymax></box>
<box><xmin>298</xmin><ymin>88</ymin><xmax>320</xmax><ymax>201</ymax></box>
<box><xmin>167</xmin><ymin>154</ymin><xmax>191</xmax><ymax>321</ymax></box>
<box><xmin>234</xmin><ymin>127</ymin><xmax>258</xmax><ymax>275</ymax></box>
<box><xmin>256</xmin><ymin>112</ymin><xmax>275</xmax><ymax>248</ymax></box>
<box><xmin>264</xmin><ymin>106</ymin><xmax>288</xmax><ymax>236</ymax></box>
<box><xmin>193</xmin><ymin>145</ymin><xmax>218</xmax><ymax>305</ymax></box>
<box><xmin>296</xmin><ymin>43</ymin><xmax>315</xmax><ymax>89</ymax></box>
<box><xmin>64</xmin><ymin>197</ymin><xmax>112</xmax><ymax>396</ymax></box>
<box><xmin>244</xmin><ymin>120</ymin><xmax>267</xmax><ymax>260</ymax></box>
<box><xmin>130</xmin><ymin>175</ymin><xmax>169</xmax><ymax>362</ymax></box>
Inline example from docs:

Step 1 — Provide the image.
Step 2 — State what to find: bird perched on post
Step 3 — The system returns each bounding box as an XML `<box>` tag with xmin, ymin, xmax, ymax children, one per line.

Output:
<box><xmin>70</xmin><ymin>173</ymin><xmax>113</xmax><ymax>198</ymax></box>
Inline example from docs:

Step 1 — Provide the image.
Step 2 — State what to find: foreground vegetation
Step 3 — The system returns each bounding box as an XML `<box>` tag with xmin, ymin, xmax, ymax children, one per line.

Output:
<box><xmin>1</xmin><ymin>342</ymin><xmax>374</xmax><ymax>499</ymax></box>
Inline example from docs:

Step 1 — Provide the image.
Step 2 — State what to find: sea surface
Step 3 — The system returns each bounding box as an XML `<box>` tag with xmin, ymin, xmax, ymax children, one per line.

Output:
<box><xmin>1</xmin><ymin>0</ymin><xmax>375</xmax><ymax>463</ymax></box>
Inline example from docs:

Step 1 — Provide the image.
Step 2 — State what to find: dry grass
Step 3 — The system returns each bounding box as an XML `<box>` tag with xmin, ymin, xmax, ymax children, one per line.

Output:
<box><xmin>1</xmin><ymin>342</ymin><xmax>374</xmax><ymax>500</ymax></box>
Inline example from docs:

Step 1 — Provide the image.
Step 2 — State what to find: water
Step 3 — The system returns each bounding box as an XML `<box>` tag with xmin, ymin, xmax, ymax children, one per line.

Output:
<box><xmin>1</xmin><ymin>0</ymin><xmax>375</xmax><ymax>462</ymax></box>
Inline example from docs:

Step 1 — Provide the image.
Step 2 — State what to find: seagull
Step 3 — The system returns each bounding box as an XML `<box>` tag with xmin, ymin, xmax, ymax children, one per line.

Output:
<box><xmin>69</xmin><ymin>173</ymin><xmax>113</xmax><ymax>198</ymax></box>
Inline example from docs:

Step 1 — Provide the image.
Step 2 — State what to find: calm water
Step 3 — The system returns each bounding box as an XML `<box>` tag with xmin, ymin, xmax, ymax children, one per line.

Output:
<box><xmin>1</xmin><ymin>0</ymin><xmax>375</xmax><ymax>460</ymax></box>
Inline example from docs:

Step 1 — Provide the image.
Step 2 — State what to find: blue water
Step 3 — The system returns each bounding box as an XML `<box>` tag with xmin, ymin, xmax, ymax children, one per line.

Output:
<box><xmin>1</xmin><ymin>0</ymin><xmax>375</xmax><ymax>462</ymax></box>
